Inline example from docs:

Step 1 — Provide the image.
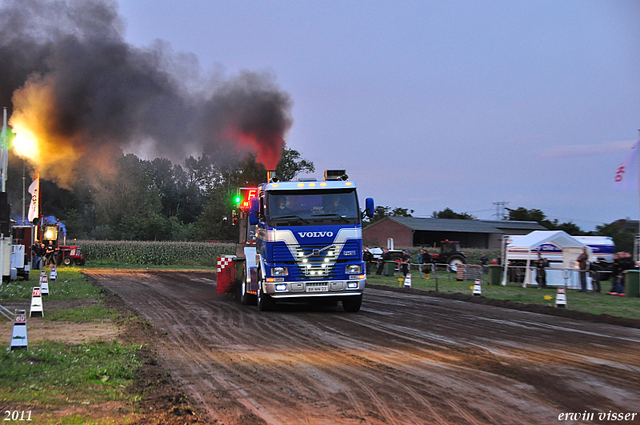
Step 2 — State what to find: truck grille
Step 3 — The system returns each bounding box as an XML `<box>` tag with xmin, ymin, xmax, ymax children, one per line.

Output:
<box><xmin>270</xmin><ymin>241</ymin><xmax>361</xmax><ymax>280</ymax></box>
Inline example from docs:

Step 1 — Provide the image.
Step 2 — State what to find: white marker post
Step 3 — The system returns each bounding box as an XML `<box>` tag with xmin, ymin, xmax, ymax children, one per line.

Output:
<box><xmin>555</xmin><ymin>287</ymin><xmax>567</xmax><ymax>308</ymax></box>
<box><xmin>49</xmin><ymin>264</ymin><xmax>57</xmax><ymax>281</ymax></box>
<box><xmin>473</xmin><ymin>279</ymin><xmax>482</xmax><ymax>296</ymax></box>
<box><xmin>30</xmin><ymin>287</ymin><xmax>43</xmax><ymax>317</ymax></box>
<box><xmin>403</xmin><ymin>273</ymin><xmax>412</xmax><ymax>288</ymax></box>
<box><xmin>10</xmin><ymin>309</ymin><xmax>28</xmax><ymax>350</ymax></box>
<box><xmin>40</xmin><ymin>274</ymin><xmax>49</xmax><ymax>296</ymax></box>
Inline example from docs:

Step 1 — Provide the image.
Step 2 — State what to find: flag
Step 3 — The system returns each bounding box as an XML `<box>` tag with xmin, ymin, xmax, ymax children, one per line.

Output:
<box><xmin>613</xmin><ymin>140</ymin><xmax>639</xmax><ymax>191</ymax></box>
<box><xmin>27</xmin><ymin>175</ymin><xmax>39</xmax><ymax>223</ymax></box>
<box><xmin>1</xmin><ymin>125</ymin><xmax>15</xmax><ymax>149</ymax></box>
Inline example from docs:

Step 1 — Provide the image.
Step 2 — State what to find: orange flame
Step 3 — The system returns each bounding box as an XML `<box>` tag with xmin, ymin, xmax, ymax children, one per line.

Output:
<box><xmin>9</xmin><ymin>77</ymin><xmax>84</xmax><ymax>187</ymax></box>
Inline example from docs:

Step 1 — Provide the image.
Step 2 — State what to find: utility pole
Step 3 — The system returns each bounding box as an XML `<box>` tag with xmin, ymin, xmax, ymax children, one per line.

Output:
<box><xmin>1</xmin><ymin>108</ymin><xmax>6</xmax><ymax>282</ymax></box>
<box><xmin>1</xmin><ymin>107</ymin><xmax>7</xmax><ymax>192</ymax></box>
<box><xmin>493</xmin><ymin>201</ymin><xmax>509</xmax><ymax>220</ymax></box>
<box><xmin>636</xmin><ymin>129</ymin><xmax>640</xmax><ymax>263</ymax></box>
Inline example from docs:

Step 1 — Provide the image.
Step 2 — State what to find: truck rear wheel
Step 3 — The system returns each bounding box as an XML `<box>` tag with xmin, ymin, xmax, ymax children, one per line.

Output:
<box><xmin>62</xmin><ymin>257</ymin><xmax>72</xmax><ymax>266</ymax></box>
<box><xmin>342</xmin><ymin>294</ymin><xmax>363</xmax><ymax>312</ymax></box>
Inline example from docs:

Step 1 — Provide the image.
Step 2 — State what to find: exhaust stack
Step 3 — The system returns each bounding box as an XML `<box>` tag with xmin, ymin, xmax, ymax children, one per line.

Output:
<box><xmin>324</xmin><ymin>170</ymin><xmax>348</xmax><ymax>181</ymax></box>
<box><xmin>267</xmin><ymin>170</ymin><xmax>279</xmax><ymax>183</ymax></box>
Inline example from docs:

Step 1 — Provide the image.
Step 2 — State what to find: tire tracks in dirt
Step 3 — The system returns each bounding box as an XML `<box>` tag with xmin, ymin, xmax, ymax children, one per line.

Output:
<box><xmin>89</xmin><ymin>270</ymin><xmax>640</xmax><ymax>425</ymax></box>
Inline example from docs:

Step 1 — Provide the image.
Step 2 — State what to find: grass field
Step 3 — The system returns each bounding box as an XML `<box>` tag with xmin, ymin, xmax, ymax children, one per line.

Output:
<box><xmin>0</xmin><ymin>340</ymin><xmax>141</xmax><ymax>407</ymax></box>
<box><xmin>366</xmin><ymin>269</ymin><xmax>640</xmax><ymax>321</ymax></box>
<box><xmin>0</xmin><ymin>269</ymin><xmax>101</xmax><ymax>301</ymax></box>
<box><xmin>0</xmin><ymin>269</ymin><xmax>143</xmax><ymax>424</ymax></box>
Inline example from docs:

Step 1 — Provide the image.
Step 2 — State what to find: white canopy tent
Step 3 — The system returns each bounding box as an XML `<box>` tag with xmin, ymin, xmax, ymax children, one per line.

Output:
<box><xmin>502</xmin><ymin>230</ymin><xmax>593</xmax><ymax>287</ymax></box>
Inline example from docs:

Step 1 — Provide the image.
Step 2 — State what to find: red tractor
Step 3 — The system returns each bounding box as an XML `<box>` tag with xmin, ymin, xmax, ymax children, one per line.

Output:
<box><xmin>59</xmin><ymin>245</ymin><xmax>86</xmax><ymax>266</ymax></box>
<box><xmin>40</xmin><ymin>218</ymin><xmax>86</xmax><ymax>266</ymax></box>
<box><xmin>370</xmin><ymin>241</ymin><xmax>467</xmax><ymax>272</ymax></box>
<box><xmin>430</xmin><ymin>240</ymin><xmax>467</xmax><ymax>271</ymax></box>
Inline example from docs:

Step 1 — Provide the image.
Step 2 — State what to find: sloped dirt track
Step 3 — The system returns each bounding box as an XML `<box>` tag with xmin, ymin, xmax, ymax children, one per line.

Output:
<box><xmin>88</xmin><ymin>270</ymin><xmax>640</xmax><ymax>425</ymax></box>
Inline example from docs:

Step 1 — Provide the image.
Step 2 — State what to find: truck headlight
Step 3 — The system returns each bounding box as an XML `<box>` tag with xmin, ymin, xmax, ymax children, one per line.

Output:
<box><xmin>346</xmin><ymin>265</ymin><xmax>361</xmax><ymax>274</ymax></box>
<box><xmin>271</xmin><ymin>267</ymin><xmax>288</xmax><ymax>276</ymax></box>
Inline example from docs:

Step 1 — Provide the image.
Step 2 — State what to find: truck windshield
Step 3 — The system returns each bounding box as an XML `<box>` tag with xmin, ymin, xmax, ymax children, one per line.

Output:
<box><xmin>268</xmin><ymin>189</ymin><xmax>360</xmax><ymax>226</ymax></box>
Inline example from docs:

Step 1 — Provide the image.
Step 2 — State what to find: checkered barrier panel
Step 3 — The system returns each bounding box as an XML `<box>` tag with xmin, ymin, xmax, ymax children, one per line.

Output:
<box><xmin>217</xmin><ymin>257</ymin><xmax>233</xmax><ymax>273</ymax></box>
<box><xmin>216</xmin><ymin>257</ymin><xmax>236</xmax><ymax>294</ymax></box>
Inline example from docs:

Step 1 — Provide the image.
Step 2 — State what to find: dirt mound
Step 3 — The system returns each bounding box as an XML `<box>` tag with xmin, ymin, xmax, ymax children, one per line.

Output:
<box><xmin>366</xmin><ymin>283</ymin><xmax>640</xmax><ymax>329</ymax></box>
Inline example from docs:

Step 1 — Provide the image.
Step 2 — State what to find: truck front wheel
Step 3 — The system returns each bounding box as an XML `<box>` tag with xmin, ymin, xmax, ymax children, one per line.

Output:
<box><xmin>240</xmin><ymin>278</ymin><xmax>255</xmax><ymax>305</ymax></box>
<box><xmin>342</xmin><ymin>295</ymin><xmax>363</xmax><ymax>312</ymax></box>
<box><xmin>257</xmin><ymin>280</ymin><xmax>275</xmax><ymax>311</ymax></box>
<box><xmin>62</xmin><ymin>257</ymin><xmax>72</xmax><ymax>266</ymax></box>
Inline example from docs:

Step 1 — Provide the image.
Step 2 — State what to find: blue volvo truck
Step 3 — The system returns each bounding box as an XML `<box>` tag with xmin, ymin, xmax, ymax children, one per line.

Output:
<box><xmin>225</xmin><ymin>170</ymin><xmax>374</xmax><ymax>312</ymax></box>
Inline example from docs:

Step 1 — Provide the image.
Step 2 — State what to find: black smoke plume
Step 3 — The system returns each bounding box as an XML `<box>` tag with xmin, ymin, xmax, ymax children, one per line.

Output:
<box><xmin>0</xmin><ymin>0</ymin><xmax>292</xmax><ymax>185</ymax></box>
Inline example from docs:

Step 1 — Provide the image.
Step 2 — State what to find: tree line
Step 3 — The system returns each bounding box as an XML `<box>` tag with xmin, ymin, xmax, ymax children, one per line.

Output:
<box><xmin>6</xmin><ymin>146</ymin><xmax>314</xmax><ymax>242</ymax></box>
<box><xmin>7</xmin><ymin>148</ymin><xmax>634</xmax><ymax>252</ymax></box>
<box><xmin>366</xmin><ymin>206</ymin><xmax>635</xmax><ymax>253</ymax></box>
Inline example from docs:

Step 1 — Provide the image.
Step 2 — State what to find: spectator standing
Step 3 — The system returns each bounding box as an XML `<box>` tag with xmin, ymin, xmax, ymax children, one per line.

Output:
<box><xmin>479</xmin><ymin>254</ymin><xmax>489</xmax><ymax>274</ymax></box>
<box><xmin>420</xmin><ymin>249</ymin><xmax>432</xmax><ymax>278</ymax></box>
<box><xmin>39</xmin><ymin>243</ymin><xmax>46</xmax><ymax>268</ymax></box>
<box><xmin>609</xmin><ymin>253</ymin><xmax>621</xmax><ymax>294</ymax></box>
<box><xmin>535</xmin><ymin>252</ymin><xmax>548</xmax><ymax>289</ymax></box>
<box><xmin>363</xmin><ymin>248</ymin><xmax>373</xmax><ymax>275</ymax></box>
<box><xmin>589</xmin><ymin>261</ymin><xmax>602</xmax><ymax>293</ymax></box>
<box><xmin>614</xmin><ymin>252</ymin><xmax>635</xmax><ymax>295</ymax></box>
<box><xmin>44</xmin><ymin>242</ymin><xmax>56</xmax><ymax>267</ymax></box>
<box><xmin>377</xmin><ymin>248</ymin><xmax>390</xmax><ymax>276</ymax></box>
<box><xmin>401</xmin><ymin>250</ymin><xmax>411</xmax><ymax>277</ymax></box>
<box><xmin>576</xmin><ymin>247</ymin><xmax>589</xmax><ymax>292</ymax></box>
<box><xmin>31</xmin><ymin>241</ymin><xmax>42</xmax><ymax>270</ymax></box>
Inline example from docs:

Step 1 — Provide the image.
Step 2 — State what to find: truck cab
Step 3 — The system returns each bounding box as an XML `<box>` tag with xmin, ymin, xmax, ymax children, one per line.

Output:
<box><xmin>240</xmin><ymin>170</ymin><xmax>374</xmax><ymax>311</ymax></box>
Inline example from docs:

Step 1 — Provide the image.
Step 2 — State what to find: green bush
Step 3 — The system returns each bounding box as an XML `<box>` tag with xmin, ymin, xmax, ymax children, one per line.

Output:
<box><xmin>74</xmin><ymin>240</ymin><xmax>236</xmax><ymax>266</ymax></box>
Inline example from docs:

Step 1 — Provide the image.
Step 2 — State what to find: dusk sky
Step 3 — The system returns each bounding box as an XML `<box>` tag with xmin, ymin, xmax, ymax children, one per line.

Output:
<box><xmin>117</xmin><ymin>0</ymin><xmax>640</xmax><ymax>231</ymax></box>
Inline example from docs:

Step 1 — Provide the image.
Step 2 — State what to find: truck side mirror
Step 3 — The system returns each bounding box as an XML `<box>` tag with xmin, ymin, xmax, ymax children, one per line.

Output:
<box><xmin>249</xmin><ymin>197</ymin><xmax>259</xmax><ymax>225</ymax></box>
<box><xmin>365</xmin><ymin>198</ymin><xmax>374</xmax><ymax>218</ymax></box>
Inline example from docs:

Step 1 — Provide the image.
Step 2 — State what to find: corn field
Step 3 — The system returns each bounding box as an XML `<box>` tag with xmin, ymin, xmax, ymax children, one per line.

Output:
<box><xmin>75</xmin><ymin>240</ymin><xmax>236</xmax><ymax>267</ymax></box>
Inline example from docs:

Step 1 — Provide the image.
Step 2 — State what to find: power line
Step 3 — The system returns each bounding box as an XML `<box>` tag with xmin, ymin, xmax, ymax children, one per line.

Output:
<box><xmin>463</xmin><ymin>208</ymin><xmax>494</xmax><ymax>214</ymax></box>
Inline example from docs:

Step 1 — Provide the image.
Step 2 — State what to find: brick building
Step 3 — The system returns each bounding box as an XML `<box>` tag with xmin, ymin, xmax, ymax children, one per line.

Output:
<box><xmin>363</xmin><ymin>217</ymin><xmax>546</xmax><ymax>249</ymax></box>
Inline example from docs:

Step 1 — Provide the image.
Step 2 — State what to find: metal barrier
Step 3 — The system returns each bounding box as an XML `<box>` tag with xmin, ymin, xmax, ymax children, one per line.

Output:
<box><xmin>500</xmin><ymin>265</ymin><xmax>603</xmax><ymax>290</ymax></box>
<box><xmin>0</xmin><ymin>304</ymin><xmax>14</xmax><ymax>321</ymax></box>
<box><xmin>371</xmin><ymin>260</ymin><xmax>471</xmax><ymax>275</ymax></box>
<box><xmin>404</xmin><ymin>262</ymin><xmax>483</xmax><ymax>281</ymax></box>
<box><xmin>457</xmin><ymin>264</ymin><xmax>483</xmax><ymax>282</ymax></box>
<box><xmin>368</xmin><ymin>259</ymin><xmax>611</xmax><ymax>293</ymax></box>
